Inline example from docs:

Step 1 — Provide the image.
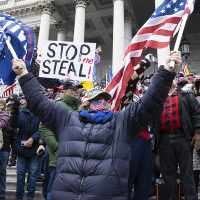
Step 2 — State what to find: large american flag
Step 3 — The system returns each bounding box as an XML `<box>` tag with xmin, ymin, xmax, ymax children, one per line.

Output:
<box><xmin>1</xmin><ymin>81</ymin><xmax>16</xmax><ymax>98</ymax></box>
<box><xmin>106</xmin><ymin>0</ymin><xmax>195</xmax><ymax>111</ymax></box>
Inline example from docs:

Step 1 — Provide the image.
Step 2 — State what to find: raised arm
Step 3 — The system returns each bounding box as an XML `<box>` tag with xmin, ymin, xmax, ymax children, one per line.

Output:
<box><xmin>12</xmin><ymin>59</ymin><xmax>71</xmax><ymax>137</ymax></box>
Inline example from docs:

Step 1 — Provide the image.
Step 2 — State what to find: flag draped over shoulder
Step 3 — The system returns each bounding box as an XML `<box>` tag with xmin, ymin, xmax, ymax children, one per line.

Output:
<box><xmin>182</xmin><ymin>56</ymin><xmax>189</xmax><ymax>76</ymax></box>
<box><xmin>0</xmin><ymin>14</ymin><xmax>34</xmax><ymax>85</ymax></box>
<box><xmin>105</xmin><ymin>0</ymin><xmax>195</xmax><ymax>111</ymax></box>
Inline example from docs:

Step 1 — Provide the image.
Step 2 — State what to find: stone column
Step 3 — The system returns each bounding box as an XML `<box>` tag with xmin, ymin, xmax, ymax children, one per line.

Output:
<box><xmin>124</xmin><ymin>10</ymin><xmax>133</xmax><ymax>53</ymax></box>
<box><xmin>55</xmin><ymin>20</ymin><xmax>70</xmax><ymax>41</ymax></box>
<box><xmin>33</xmin><ymin>25</ymin><xmax>39</xmax><ymax>48</ymax></box>
<box><xmin>112</xmin><ymin>0</ymin><xmax>125</xmax><ymax>75</ymax></box>
<box><xmin>155</xmin><ymin>0</ymin><xmax>170</xmax><ymax>67</ymax></box>
<box><xmin>73</xmin><ymin>0</ymin><xmax>90</xmax><ymax>42</ymax></box>
<box><xmin>37</xmin><ymin>1</ymin><xmax>55</xmax><ymax>55</ymax></box>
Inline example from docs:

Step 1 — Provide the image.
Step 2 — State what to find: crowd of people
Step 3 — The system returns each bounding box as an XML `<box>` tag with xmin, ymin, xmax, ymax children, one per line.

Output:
<box><xmin>0</xmin><ymin>51</ymin><xmax>200</xmax><ymax>200</ymax></box>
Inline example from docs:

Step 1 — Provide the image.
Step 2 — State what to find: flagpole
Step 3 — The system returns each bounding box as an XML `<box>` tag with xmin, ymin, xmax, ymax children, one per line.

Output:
<box><xmin>106</xmin><ymin>73</ymin><xmax>108</xmax><ymax>86</ymax></box>
<box><xmin>170</xmin><ymin>0</ymin><xmax>193</xmax><ymax>70</ymax></box>
<box><xmin>6</xmin><ymin>39</ymin><xmax>23</xmax><ymax>70</ymax></box>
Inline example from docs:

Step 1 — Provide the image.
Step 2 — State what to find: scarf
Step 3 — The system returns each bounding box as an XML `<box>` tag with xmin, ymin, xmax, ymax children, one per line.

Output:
<box><xmin>89</xmin><ymin>99</ymin><xmax>111</xmax><ymax>113</ymax></box>
<box><xmin>80</xmin><ymin>109</ymin><xmax>113</xmax><ymax>124</ymax></box>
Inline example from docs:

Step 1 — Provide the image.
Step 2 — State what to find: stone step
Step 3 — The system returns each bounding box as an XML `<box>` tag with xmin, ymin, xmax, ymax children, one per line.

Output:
<box><xmin>6</xmin><ymin>166</ymin><xmax>17</xmax><ymax>174</ymax></box>
<box><xmin>6</xmin><ymin>180</ymin><xmax>43</xmax><ymax>191</ymax></box>
<box><xmin>5</xmin><ymin>190</ymin><xmax>43</xmax><ymax>200</ymax></box>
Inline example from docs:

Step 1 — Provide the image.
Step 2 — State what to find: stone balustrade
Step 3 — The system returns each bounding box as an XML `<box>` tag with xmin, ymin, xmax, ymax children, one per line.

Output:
<box><xmin>16</xmin><ymin>0</ymin><xmax>36</xmax><ymax>6</ymax></box>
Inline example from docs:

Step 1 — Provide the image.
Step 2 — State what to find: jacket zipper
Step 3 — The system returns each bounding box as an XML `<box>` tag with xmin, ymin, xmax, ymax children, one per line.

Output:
<box><xmin>78</xmin><ymin>124</ymin><xmax>94</xmax><ymax>200</ymax></box>
<box><xmin>114</xmin><ymin>165</ymin><xmax>122</xmax><ymax>195</ymax></box>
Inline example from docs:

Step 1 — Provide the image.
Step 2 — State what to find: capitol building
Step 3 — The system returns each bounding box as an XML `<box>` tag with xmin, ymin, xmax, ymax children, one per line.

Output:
<box><xmin>0</xmin><ymin>0</ymin><xmax>200</xmax><ymax>96</ymax></box>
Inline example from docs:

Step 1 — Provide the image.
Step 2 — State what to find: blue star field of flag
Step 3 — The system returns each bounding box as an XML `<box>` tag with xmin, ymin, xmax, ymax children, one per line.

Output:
<box><xmin>151</xmin><ymin>0</ymin><xmax>194</xmax><ymax>18</ymax></box>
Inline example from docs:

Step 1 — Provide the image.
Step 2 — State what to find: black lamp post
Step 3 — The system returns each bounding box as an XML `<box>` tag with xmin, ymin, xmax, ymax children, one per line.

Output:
<box><xmin>180</xmin><ymin>35</ymin><xmax>190</xmax><ymax>60</ymax></box>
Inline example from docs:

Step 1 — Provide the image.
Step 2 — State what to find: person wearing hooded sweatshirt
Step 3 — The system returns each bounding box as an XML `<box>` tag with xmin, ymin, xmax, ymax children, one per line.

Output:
<box><xmin>12</xmin><ymin>51</ymin><xmax>181</xmax><ymax>200</ymax></box>
<box><xmin>0</xmin><ymin>98</ymin><xmax>10</xmax><ymax>200</ymax></box>
<box><xmin>38</xmin><ymin>80</ymin><xmax>82</xmax><ymax>200</ymax></box>
<box><xmin>10</xmin><ymin>97</ymin><xmax>41</xmax><ymax>200</ymax></box>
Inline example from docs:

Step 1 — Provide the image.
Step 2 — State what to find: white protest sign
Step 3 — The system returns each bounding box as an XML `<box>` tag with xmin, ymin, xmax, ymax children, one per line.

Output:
<box><xmin>39</xmin><ymin>40</ymin><xmax>96</xmax><ymax>81</ymax></box>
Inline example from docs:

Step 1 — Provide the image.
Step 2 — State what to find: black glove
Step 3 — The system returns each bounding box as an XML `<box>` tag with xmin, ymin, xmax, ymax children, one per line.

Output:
<box><xmin>12</xmin><ymin>99</ymin><xmax>20</xmax><ymax>116</ymax></box>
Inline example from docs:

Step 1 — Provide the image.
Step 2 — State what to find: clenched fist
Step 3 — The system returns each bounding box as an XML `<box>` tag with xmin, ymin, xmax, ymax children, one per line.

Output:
<box><xmin>12</xmin><ymin>59</ymin><xmax>28</xmax><ymax>77</ymax></box>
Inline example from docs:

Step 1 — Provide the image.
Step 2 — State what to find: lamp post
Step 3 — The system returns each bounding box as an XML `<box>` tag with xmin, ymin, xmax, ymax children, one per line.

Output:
<box><xmin>180</xmin><ymin>35</ymin><xmax>190</xmax><ymax>60</ymax></box>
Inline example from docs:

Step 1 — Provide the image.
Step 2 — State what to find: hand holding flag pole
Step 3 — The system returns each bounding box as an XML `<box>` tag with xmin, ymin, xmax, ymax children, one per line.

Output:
<box><xmin>170</xmin><ymin>0</ymin><xmax>193</xmax><ymax>70</ymax></box>
<box><xmin>0</xmin><ymin>27</ymin><xmax>22</xmax><ymax>70</ymax></box>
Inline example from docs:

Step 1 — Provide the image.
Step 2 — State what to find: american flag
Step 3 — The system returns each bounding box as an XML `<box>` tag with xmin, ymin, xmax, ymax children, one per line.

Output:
<box><xmin>1</xmin><ymin>81</ymin><xmax>16</xmax><ymax>98</ymax></box>
<box><xmin>105</xmin><ymin>0</ymin><xmax>195</xmax><ymax>111</ymax></box>
<box><xmin>182</xmin><ymin>56</ymin><xmax>189</xmax><ymax>76</ymax></box>
<box><xmin>95</xmin><ymin>46</ymin><xmax>102</xmax><ymax>54</ymax></box>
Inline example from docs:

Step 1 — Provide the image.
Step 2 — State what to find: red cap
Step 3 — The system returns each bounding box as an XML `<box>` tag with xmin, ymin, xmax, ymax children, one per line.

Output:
<box><xmin>53</xmin><ymin>86</ymin><xmax>63</xmax><ymax>93</ymax></box>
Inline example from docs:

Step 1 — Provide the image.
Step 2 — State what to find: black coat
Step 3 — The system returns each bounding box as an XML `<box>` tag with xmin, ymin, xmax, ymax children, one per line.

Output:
<box><xmin>155</xmin><ymin>89</ymin><xmax>200</xmax><ymax>145</ymax></box>
<box><xmin>0</xmin><ymin>126</ymin><xmax>18</xmax><ymax>152</ymax></box>
<box><xmin>19</xmin><ymin>66</ymin><xmax>175</xmax><ymax>200</ymax></box>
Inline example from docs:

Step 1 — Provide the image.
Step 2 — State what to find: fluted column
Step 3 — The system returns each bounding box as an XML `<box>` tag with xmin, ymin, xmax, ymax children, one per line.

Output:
<box><xmin>33</xmin><ymin>25</ymin><xmax>39</xmax><ymax>48</ymax></box>
<box><xmin>124</xmin><ymin>10</ymin><xmax>133</xmax><ymax>53</ymax></box>
<box><xmin>112</xmin><ymin>0</ymin><xmax>125</xmax><ymax>75</ymax></box>
<box><xmin>37</xmin><ymin>1</ymin><xmax>55</xmax><ymax>55</ymax></box>
<box><xmin>73</xmin><ymin>0</ymin><xmax>90</xmax><ymax>42</ymax></box>
<box><xmin>155</xmin><ymin>0</ymin><xmax>170</xmax><ymax>67</ymax></box>
<box><xmin>55</xmin><ymin>20</ymin><xmax>70</xmax><ymax>41</ymax></box>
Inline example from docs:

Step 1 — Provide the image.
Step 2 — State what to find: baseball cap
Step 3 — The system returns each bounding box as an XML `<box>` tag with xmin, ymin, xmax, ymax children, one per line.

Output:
<box><xmin>63</xmin><ymin>80</ymin><xmax>83</xmax><ymax>90</ymax></box>
<box><xmin>53</xmin><ymin>86</ymin><xmax>63</xmax><ymax>94</ymax></box>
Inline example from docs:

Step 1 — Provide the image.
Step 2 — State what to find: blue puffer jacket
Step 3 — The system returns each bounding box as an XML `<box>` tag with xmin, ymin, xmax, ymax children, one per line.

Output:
<box><xmin>10</xmin><ymin>104</ymin><xmax>40</xmax><ymax>157</ymax></box>
<box><xmin>18</xmin><ymin>66</ymin><xmax>175</xmax><ymax>200</ymax></box>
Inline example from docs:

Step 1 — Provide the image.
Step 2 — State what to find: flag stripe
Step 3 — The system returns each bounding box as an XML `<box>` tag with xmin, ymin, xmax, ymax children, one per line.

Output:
<box><xmin>24</xmin><ymin>25</ymin><xmax>33</xmax><ymax>64</ymax></box>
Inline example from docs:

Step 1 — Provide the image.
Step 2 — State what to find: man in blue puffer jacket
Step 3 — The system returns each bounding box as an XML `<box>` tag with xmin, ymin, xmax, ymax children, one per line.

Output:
<box><xmin>10</xmin><ymin>98</ymin><xmax>41</xmax><ymax>200</ymax></box>
<box><xmin>12</xmin><ymin>51</ymin><xmax>181</xmax><ymax>200</ymax></box>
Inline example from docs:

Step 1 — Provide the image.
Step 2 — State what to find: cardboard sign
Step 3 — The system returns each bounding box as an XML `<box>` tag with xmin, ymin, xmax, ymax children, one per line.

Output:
<box><xmin>39</xmin><ymin>41</ymin><xmax>96</xmax><ymax>81</ymax></box>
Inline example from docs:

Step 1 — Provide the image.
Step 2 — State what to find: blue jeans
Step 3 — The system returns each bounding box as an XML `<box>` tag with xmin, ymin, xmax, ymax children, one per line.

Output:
<box><xmin>43</xmin><ymin>146</ymin><xmax>50</xmax><ymax>200</ymax></box>
<box><xmin>47</xmin><ymin>167</ymin><xmax>56</xmax><ymax>200</ymax></box>
<box><xmin>0</xmin><ymin>151</ymin><xmax>9</xmax><ymax>198</ymax></box>
<box><xmin>128</xmin><ymin>136</ymin><xmax>153</xmax><ymax>200</ymax></box>
<box><xmin>16</xmin><ymin>155</ymin><xmax>41</xmax><ymax>200</ymax></box>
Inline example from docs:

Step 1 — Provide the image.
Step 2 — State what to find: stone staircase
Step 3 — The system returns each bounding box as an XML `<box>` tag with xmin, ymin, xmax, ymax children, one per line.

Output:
<box><xmin>5</xmin><ymin>166</ymin><xmax>44</xmax><ymax>200</ymax></box>
<box><xmin>5</xmin><ymin>166</ymin><xmax>200</xmax><ymax>200</ymax></box>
